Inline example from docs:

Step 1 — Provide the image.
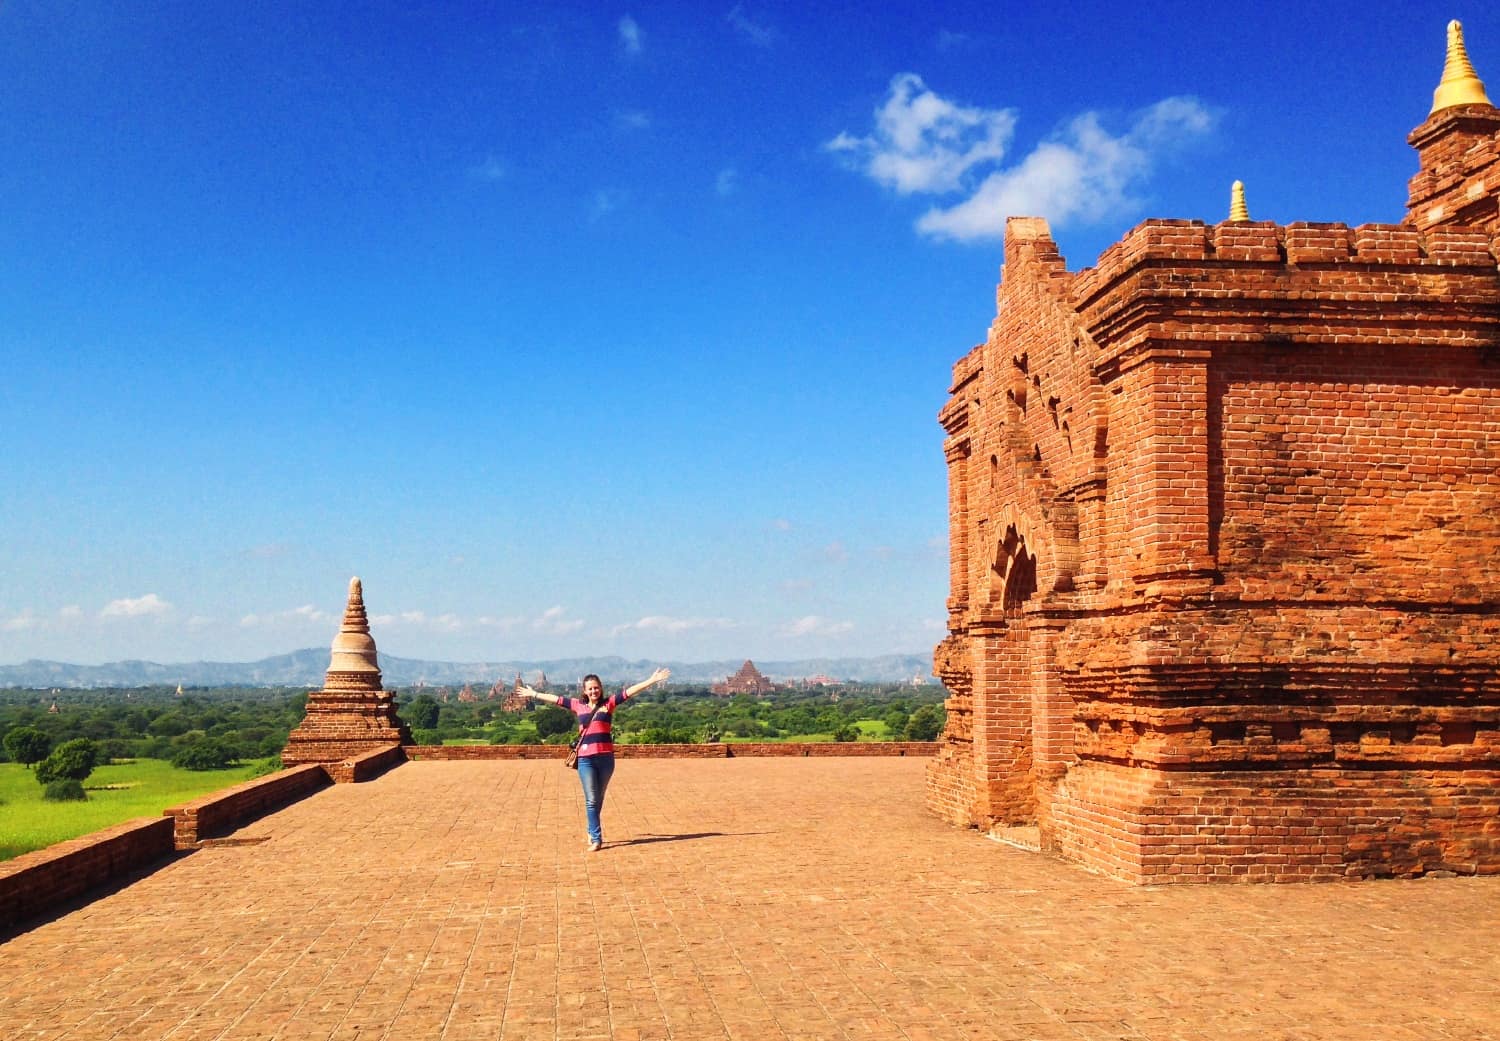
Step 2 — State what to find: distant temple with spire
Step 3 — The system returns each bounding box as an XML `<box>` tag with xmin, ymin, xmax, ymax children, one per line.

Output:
<box><xmin>712</xmin><ymin>660</ymin><xmax>775</xmax><ymax>696</ymax></box>
<box><xmin>282</xmin><ymin>578</ymin><xmax>412</xmax><ymax>766</ymax></box>
<box><xmin>930</xmin><ymin>22</ymin><xmax>1500</xmax><ymax>882</ymax></box>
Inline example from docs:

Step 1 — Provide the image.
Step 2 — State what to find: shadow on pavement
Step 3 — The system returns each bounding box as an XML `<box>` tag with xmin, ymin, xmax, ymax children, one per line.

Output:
<box><xmin>610</xmin><ymin>831</ymin><xmax>764</xmax><ymax>847</ymax></box>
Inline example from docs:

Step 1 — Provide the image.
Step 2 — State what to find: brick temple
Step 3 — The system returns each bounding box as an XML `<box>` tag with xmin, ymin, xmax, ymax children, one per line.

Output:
<box><xmin>282</xmin><ymin>577</ymin><xmax>411</xmax><ymax>765</ymax></box>
<box><xmin>929</xmin><ymin>22</ymin><xmax>1500</xmax><ymax>882</ymax></box>
<box><xmin>713</xmin><ymin>660</ymin><xmax>775</xmax><ymax>695</ymax></box>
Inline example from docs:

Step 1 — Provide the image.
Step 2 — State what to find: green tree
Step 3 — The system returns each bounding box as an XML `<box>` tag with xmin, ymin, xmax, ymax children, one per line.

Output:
<box><xmin>4</xmin><ymin>725</ymin><xmax>53</xmax><ymax>769</ymax></box>
<box><xmin>533</xmin><ymin>705</ymin><xmax>575</xmax><ymax>739</ymax></box>
<box><xmin>400</xmin><ymin>695</ymin><xmax>440</xmax><ymax>730</ymax></box>
<box><xmin>43</xmin><ymin>778</ymin><xmax>88</xmax><ymax>802</ymax></box>
<box><xmin>173</xmin><ymin>739</ymin><xmax>236</xmax><ymax>771</ymax></box>
<box><xmin>35</xmin><ymin>738</ymin><xmax>100</xmax><ymax>786</ymax></box>
<box><xmin>903</xmin><ymin>705</ymin><xmax>944</xmax><ymax>741</ymax></box>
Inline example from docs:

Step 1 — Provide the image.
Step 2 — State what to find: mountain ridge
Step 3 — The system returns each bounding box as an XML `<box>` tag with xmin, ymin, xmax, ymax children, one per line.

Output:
<box><xmin>0</xmin><ymin>650</ymin><xmax>936</xmax><ymax>688</ymax></box>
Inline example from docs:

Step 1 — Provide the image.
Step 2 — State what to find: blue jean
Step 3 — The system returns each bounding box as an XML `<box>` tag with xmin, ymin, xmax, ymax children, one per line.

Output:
<box><xmin>576</xmin><ymin>753</ymin><xmax>615</xmax><ymax>844</ymax></box>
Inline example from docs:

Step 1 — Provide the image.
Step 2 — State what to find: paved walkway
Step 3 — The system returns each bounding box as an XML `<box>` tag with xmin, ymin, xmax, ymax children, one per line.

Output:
<box><xmin>2</xmin><ymin>758</ymin><xmax>1498</xmax><ymax>1041</ymax></box>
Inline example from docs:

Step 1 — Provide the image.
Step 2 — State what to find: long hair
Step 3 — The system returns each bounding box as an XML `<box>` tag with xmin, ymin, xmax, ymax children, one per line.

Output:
<box><xmin>581</xmin><ymin>673</ymin><xmax>604</xmax><ymax>704</ymax></box>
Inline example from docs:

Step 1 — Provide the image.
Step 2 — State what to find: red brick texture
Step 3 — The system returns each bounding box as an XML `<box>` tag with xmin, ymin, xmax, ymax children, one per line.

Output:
<box><xmin>931</xmin><ymin>102</ymin><xmax>1500</xmax><ymax>882</ymax></box>
<box><xmin>0</xmin><ymin>817</ymin><xmax>176</xmax><ymax>933</ymax></box>
<box><xmin>165</xmin><ymin>764</ymin><xmax>331</xmax><ymax>849</ymax></box>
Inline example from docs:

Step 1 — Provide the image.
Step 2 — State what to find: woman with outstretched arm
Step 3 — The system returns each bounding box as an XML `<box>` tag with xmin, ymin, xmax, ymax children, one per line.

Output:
<box><xmin>519</xmin><ymin>667</ymin><xmax>670</xmax><ymax>851</ymax></box>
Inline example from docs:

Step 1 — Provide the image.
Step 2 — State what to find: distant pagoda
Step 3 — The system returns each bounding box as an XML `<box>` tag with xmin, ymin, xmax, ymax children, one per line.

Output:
<box><xmin>282</xmin><ymin>577</ymin><xmax>412</xmax><ymax>765</ymax></box>
<box><xmin>712</xmin><ymin>660</ymin><xmax>775</xmax><ymax>696</ymax></box>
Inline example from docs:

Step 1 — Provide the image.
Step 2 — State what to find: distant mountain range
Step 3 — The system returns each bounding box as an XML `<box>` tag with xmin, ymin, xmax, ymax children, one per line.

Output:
<box><xmin>0</xmin><ymin>650</ymin><xmax>936</xmax><ymax>689</ymax></box>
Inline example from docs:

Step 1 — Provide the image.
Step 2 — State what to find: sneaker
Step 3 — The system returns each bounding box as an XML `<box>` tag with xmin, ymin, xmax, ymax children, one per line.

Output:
<box><xmin>588</xmin><ymin>840</ymin><xmax>603</xmax><ymax>852</ymax></box>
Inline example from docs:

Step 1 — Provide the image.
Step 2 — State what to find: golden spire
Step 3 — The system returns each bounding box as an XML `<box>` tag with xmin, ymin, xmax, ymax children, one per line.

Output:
<box><xmin>1431</xmin><ymin>20</ymin><xmax>1492</xmax><ymax>113</ymax></box>
<box><xmin>324</xmin><ymin>576</ymin><xmax>383</xmax><ymax>691</ymax></box>
<box><xmin>1228</xmin><ymin>180</ymin><xmax>1250</xmax><ymax>222</ymax></box>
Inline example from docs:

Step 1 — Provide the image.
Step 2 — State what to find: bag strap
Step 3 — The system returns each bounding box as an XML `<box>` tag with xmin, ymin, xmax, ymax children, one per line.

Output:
<box><xmin>571</xmin><ymin>703</ymin><xmax>602</xmax><ymax>748</ymax></box>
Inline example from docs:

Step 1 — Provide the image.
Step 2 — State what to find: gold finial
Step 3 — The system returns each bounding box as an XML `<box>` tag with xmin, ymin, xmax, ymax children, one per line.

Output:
<box><xmin>1431</xmin><ymin>20</ymin><xmax>1492</xmax><ymax>114</ymax></box>
<box><xmin>1228</xmin><ymin>180</ymin><xmax>1250</xmax><ymax>222</ymax></box>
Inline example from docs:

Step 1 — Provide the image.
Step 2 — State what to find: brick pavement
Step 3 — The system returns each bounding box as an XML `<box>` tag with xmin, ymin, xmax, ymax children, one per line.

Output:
<box><xmin>1</xmin><ymin>758</ymin><xmax>1497</xmax><ymax>1041</ymax></box>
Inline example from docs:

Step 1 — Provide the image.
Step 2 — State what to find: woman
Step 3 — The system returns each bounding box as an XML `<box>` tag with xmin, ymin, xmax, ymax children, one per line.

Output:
<box><xmin>519</xmin><ymin>667</ymin><xmax>670</xmax><ymax>851</ymax></box>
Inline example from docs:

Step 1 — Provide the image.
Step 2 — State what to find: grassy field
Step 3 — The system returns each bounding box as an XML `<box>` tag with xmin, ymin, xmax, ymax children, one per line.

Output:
<box><xmin>0</xmin><ymin>758</ymin><xmax>273</xmax><ymax>862</ymax></box>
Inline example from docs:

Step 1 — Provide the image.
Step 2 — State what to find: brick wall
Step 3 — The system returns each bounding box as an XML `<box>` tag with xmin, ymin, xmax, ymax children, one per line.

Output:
<box><xmin>166</xmin><ymin>764</ymin><xmax>331</xmax><ymax>849</ymax></box>
<box><xmin>932</xmin><ymin>88</ymin><xmax>1500</xmax><ymax>882</ymax></box>
<box><xmin>0</xmin><ymin>817</ymin><xmax>176</xmax><ymax>934</ymax></box>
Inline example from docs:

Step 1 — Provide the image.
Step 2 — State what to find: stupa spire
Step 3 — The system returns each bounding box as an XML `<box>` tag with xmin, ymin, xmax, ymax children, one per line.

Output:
<box><xmin>1431</xmin><ymin>20</ymin><xmax>1492</xmax><ymax>114</ymax></box>
<box><xmin>282</xmin><ymin>576</ymin><xmax>411</xmax><ymax>766</ymax></box>
<box><xmin>1228</xmin><ymin>180</ymin><xmax>1250</xmax><ymax>222</ymax></box>
<box><xmin>324</xmin><ymin>575</ymin><xmax>382</xmax><ymax>692</ymax></box>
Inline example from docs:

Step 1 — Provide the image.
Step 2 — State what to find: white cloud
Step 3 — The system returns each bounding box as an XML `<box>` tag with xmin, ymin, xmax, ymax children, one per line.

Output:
<box><xmin>3</xmin><ymin>610</ymin><xmax>37</xmax><ymax>632</ymax></box>
<box><xmin>610</xmin><ymin>615</ymin><xmax>734</xmax><ymax>637</ymax></box>
<box><xmin>823</xmin><ymin>541</ymin><xmax>849</xmax><ymax>563</ymax></box>
<box><xmin>715</xmin><ymin>167</ymin><xmax>738</xmax><ymax>196</ymax></box>
<box><xmin>101</xmin><ymin>593</ymin><xmax>171</xmax><ymax>619</ymax></box>
<box><xmin>830</xmin><ymin>76</ymin><xmax>1216</xmax><ymax>242</ymax></box>
<box><xmin>533</xmin><ymin>606</ymin><xmax>585</xmax><ymax>636</ymax></box>
<box><xmin>617</xmin><ymin>109</ymin><xmax>651</xmax><ymax>130</ymax></box>
<box><xmin>782</xmin><ymin>615</ymin><xmax>854</xmax><ymax>638</ymax></box>
<box><xmin>827</xmin><ymin>73</ymin><xmax>1015</xmax><ymax>195</ymax></box>
<box><xmin>771</xmin><ymin>517</ymin><xmax>791</xmax><ymax>531</ymax></box>
<box><xmin>727</xmin><ymin>5</ymin><xmax>774</xmax><ymax>46</ymax></box>
<box><xmin>57</xmin><ymin>605</ymin><xmax>83</xmax><ymax>620</ymax></box>
<box><xmin>618</xmin><ymin>15</ymin><xmax>643</xmax><ymax>55</ymax></box>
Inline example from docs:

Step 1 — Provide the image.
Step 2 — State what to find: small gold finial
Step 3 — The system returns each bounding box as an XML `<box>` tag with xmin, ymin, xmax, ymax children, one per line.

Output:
<box><xmin>1431</xmin><ymin>20</ymin><xmax>1492</xmax><ymax>113</ymax></box>
<box><xmin>1228</xmin><ymin>180</ymin><xmax>1250</xmax><ymax>222</ymax></box>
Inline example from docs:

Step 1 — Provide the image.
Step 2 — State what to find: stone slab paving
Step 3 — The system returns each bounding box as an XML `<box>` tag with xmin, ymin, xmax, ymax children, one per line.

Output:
<box><xmin>2</xmin><ymin>758</ymin><xmax>1498</xmax><ymax>1041</ymax></box>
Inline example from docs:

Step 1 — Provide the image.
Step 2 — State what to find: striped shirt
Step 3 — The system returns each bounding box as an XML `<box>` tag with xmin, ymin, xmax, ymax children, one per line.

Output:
<box><xmin>558</xmin><ymin>690</ymin><xmax>634</xmax><ymax>758</ymax></box>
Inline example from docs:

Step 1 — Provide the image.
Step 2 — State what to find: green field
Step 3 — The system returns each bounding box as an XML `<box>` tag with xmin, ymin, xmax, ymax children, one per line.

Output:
<box><xmin>0</xmin><ymin>758</ymin><xmax>273</xmax><ymax>862</ymax></box>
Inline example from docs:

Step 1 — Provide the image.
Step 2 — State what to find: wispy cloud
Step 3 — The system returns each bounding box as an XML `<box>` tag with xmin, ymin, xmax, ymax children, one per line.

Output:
<box><xmin>101</xmin><ymin>593</ymin><xmax>172</xmax><ymax>619</ymax></box>
<box><xmin>241</xmin><ymin>604</ymin><xmax>330</xmax><ymax>628</ymax></box>
<box><xmin>610</xmin><ymin>615</ymin><xmax>735</xmax><ymax>637</ymax></box>
<box><xmin>468</xmin><ymin>155</ymin><xmax>506</xmax><ymax>182</ymax></box>
<box><xmin>618</xmin><ymin>15</ymin><xmax>643</xmax><ymax>56</ymax></box>
<box><xmin>823</xmin><ymin>541</ymin><xmax>849</xmax><ymax>563</ymax></box>
<box><xmin>827</xmin><ymin>74</ymin><xmax>1015</xmax><ymax>195</ymax></box>
<box><xmin>829</xmin><ymin>76</ymin><xmax>1216</xmax><ymax>241</ymax></box>
<box><xmin>727</xmin><ymin>5</ymin><xmax>774</xmax><ymax>46</ymax></box>
<box><xmin>715</xmin><ymin>167</ymin><xmax>738</xmax><ymax>196</ymax></box>
<box><xmin>770</xmin><ymin>517</ymin><xmax>792</xmax><ymax>532</ymax></box>
<box><xmin>934</xmin><ymin>29</ymin><xmax>981</xmax><ymax>52</ymax></box>
<box><xmin>782</xmin><ymin>615</ymin><xmax>854</xmax><ymax>638</ymax></box>
<box><xmin>2</xmin><ymin>605</ymin><xmax>87</xmax><ymax>632</ymax></box>
<box><xmin>617</xmin><ymin>109</ymin><xmax>651</xmax><ymax>131</ymax></box>
<box><xmin>533</xmin><ymin>606</ymin><xmax>585</xmax><ymax>636</ymax></box>
<box><xmin>2</xmin><ymin>610</ymin><xmax>37</xmax><ymax>632</ymax></box>
<box><xmin>590</xmin><ymin>188</ymin><xmax>627</xmax><ymax>220</ymax></box>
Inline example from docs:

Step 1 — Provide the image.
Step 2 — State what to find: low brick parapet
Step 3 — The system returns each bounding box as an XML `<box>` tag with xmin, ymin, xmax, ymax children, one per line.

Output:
<box><xmin>0</xmin><ymin>816</ymin><xmax>176</xmax><ymax>934</ymax></box>
<box><xmin>165</xmin><ymin>764</ymin><xmax>329</xmax><ymax>849</ymax></box>
<box><xmin>404</xmin><ymin>742</ymin><xmax>938</xmax><ymax>760</ymax></box>
<box><xmin>326</xmin><ymin>743</ymin><xmax>406</xmax><ymax>783</ymax></box>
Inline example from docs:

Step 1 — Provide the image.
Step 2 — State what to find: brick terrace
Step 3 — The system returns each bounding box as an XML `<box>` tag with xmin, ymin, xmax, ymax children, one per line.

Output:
<box><xmin>3</xmin><ymin>758</ymin><xmax>1498</xmax><ymax>1041</ymax></box>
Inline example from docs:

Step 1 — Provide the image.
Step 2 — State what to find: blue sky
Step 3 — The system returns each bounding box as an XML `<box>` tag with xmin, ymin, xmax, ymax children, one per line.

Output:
<box><xmin>4</xmin><ymin>1</ymin><xmax>1497</xmax><ymax>666</ymax></box>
